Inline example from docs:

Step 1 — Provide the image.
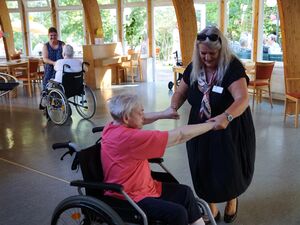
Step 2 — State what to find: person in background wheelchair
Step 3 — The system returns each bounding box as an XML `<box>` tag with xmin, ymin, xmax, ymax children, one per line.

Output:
<box><xmin>53</xmin><ymin>44</ymin><xmax>82</xmax><ymax>83</ymax></box>
<box><xmin>102</xmin><ymin>93</ymin><xmax>215</xmax><ymax>225</ymax></box>
<box><xmin>39</xmin><ymin>44</ymin><xmax>96</xmax><ymax>125</ymax></box>
<box><xmin>40</xmin><ymin>44</ymin><xmax>81</xmax><ymax>109</ymax></box>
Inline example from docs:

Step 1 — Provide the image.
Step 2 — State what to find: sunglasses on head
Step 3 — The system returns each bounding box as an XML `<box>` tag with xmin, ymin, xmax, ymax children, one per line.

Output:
<box><xmin>197</xmin><ymin>33</ymin><xmax>220</xmax><ymax>42</ymax></box>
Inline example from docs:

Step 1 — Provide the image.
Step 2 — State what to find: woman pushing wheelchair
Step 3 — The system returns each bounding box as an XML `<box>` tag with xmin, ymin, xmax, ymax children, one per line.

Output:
<box><xmin>101</xmin><ymin>93</ymin><xmax>215</xmax><ymax>225</ymax></box>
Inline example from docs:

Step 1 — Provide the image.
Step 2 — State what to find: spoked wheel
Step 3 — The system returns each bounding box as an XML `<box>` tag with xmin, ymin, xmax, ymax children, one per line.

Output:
<box><xmin>51</xmin><ymin>196</ymin><xmax>125</xmax><ymax>225</ymax></box>
<box><xmin>47</xmin><ymin>89</ymin><xmax>70</xmax><ymax>125</ymax></box>
<box><xmin>74</xmin><ymin>85</ymin><xmax>96</xmax><ymax>119</ymax></box>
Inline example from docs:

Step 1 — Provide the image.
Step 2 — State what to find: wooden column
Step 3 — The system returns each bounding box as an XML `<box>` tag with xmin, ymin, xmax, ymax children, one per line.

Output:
<box><xmin>20</xmin><ymin>0</ymin><xmax>29</xmax><ymax>56</ymax></box>
<box><xmin>0</xmin><ymin>1</ymin><xmax>15</xmax><ymax>60</ymax></box>
<box><xmin>172</xmin><ymin>0</ymin><xmax>197</xmax><ymax>66</ymax></box>
<box><xmin>147</xmin><ymin>0</ymin><xmax>153</xmax><ymax>57</ymax></box>
<box><xmin>252</xmin><ymin>0</ymin><xmax>260</xmax><ymax>62</ymax></box>
<box><xmin>50</xmin><ymin>0</ymin><xmax>57</xmax><ymax>28</ymax></box>
<box><xmin>219</xmin><ymin>0</ymin><xmax>225</xmax><ymax>33</ymax></box>
<box><xmin>82</xmin><ymin>0</ymin><xmax>103</xmax><ymax>44</ymax></box>
<box><xmin>277</xmin><ymin>0</ymin><xmax>300</xmax><ymax>114</ymax></box>
<box><xmin>117</xmin><ymin>0</ymin><xmax>123</xmax><ymax>43</ymax></box>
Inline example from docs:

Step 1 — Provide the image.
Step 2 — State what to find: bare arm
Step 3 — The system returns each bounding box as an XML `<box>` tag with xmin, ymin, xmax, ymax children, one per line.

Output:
<box><xmin>42</xmin><ymin>44</ymin><xmax>55</xmax><ymax>66</ymax></box>
<box><xmin>207</xmin><ymin>78</ymin><xmax>249</xmax><ymax>130</ymax></box>
<box><xmin>143</xmin><ymin>107</ymin><xmax>179</xmax><ymax>125</ymax></box>
<box><xmin>170</xmin><ymin>79</ymin><xmax>189</xmax><ymax>111</ymax></box>
<box><xmin>166</xmin><ymin>122</ymin><xmax>214</xmax><ymax>147</ymax></box>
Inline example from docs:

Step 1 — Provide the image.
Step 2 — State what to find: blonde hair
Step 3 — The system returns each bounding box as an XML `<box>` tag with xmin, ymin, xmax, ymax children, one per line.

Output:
<box><xmin>107</xmin><ymin>94</ymin><xmax>141</xmax><ymax>122</ymax></box>
<box><xmin>190</xmin><ymin>26</ymin><xmax>233</xmax><ymax>85</ymax></box>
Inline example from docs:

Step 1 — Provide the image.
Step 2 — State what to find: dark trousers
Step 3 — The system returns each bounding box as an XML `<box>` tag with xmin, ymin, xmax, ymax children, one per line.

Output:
<box><xmin>137</xmin><ymin>183</ymin><xmax>202</xmax><ymax>225</ymax></box>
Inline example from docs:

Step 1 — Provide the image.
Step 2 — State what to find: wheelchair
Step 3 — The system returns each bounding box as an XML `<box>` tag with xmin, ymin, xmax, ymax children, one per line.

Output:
<box><xmin>0</xmin><ymin>72</ymin><xmax>19</xmax><ymax>97</ymax></box>
<box><xmin>42</xmin><ymin>62</ymin><xmax>96</xmax><ymax>125</ymax></box>
<box><xmin>51</xmin><ymin>127</ymin><xmax>217</xmax><ymax>225</ymax></box>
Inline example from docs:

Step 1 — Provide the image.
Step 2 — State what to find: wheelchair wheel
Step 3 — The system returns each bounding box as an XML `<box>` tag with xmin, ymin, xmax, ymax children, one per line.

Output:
<box><xmin>47</xmin><ymin>89</ymin><xmax>70</xmax><ymax>125</ymax></box>
<box><xmin>74</xmin><ymin>85</ymin><xmax>96</xmax><ymax>119</ymax></box>
<box><xmin>51</xmin><ymin>195</ymin><xmax>125</xmax><ymax>225</ymax></box>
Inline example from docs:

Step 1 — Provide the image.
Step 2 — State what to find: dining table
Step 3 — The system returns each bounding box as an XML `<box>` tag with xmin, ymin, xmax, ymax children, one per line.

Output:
<box><xmin>0</xmin><ymin>59</ymin><xmax>29</xmax><ymax>76</ymax></box>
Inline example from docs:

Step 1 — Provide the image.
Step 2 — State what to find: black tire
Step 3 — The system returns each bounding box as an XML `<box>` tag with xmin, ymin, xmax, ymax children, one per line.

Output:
<box><xmin>74</xmin><ymin>85</ymin><xmax>96</xmax><ymax>119</ymax></box>
<box><xmin>47</xmin><ymin>89</ymin><xmax>70</xmax><ymax>125</ymax></box>
<box><xmin>51</xmin><ymin>195</ymin><xmax>125</xmax><ymax>225</ymax></box>
<box><xmin>168</xmin><ymin>81</ymin><xmax>174</xmax><ymax>90</ymax></box>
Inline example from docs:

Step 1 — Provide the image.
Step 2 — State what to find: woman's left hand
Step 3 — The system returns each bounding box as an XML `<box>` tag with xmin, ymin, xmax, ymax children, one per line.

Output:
<box><xmin>207</xmin><ymin>113</ymin><xmax>229</xmax><ymax>130</ymax></box>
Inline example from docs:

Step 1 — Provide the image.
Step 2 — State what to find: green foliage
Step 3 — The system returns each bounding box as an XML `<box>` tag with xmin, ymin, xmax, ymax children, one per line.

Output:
<box><xmin>101</xmin><ymin>9</ymin><xmax>116</xmax><ymax>43</ymax></box>
<box><xmin>154</xmin><ymin>7</ymin><xmax>177</xmax><ymax>62</ymax></box>
<box><xmin>206</xmin><ymin>3</ymin><xmax>218</xmax><ymax>26</ymax></box>
<box><xmin>124</xmin><ymin>7</ymin><xmax>146</xmax><ymax>49</ymax></box>
<box><xmin>227</xmin><ymin>0</ymin><xmax>253</xmax><ymax>41</ymax></box>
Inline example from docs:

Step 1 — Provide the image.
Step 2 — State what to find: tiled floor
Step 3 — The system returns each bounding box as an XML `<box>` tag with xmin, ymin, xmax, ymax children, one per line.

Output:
<box><xmin>0</xmin><ymin>81</ymin><xmax>300</xmax><ymax>225</ymax></box>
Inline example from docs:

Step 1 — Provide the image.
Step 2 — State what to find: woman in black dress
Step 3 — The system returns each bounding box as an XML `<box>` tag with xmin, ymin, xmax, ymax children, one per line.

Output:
<box><xmin>169</xmin><ymin>26</ymin><xmax>255</xmax><ymax>223</ymax></box>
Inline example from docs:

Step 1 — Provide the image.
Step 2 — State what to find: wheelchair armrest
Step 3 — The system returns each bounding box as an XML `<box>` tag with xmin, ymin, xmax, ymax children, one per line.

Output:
<box><xmin>70</xmin><ymin>180</ymin><xmax>124</xmax><ymax>193</ymax></box>
<box><xmin>148</xmin><ymin>158</ymin><xmax>164</xmax><ymax>164</ymax></box>
<box><xmin>92</xmin><ymin>126</ymin><xmax>105</xmax><ymax>133</ymax></box>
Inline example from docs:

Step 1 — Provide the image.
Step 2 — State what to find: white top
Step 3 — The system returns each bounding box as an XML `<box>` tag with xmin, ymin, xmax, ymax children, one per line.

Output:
<box><xmin>54</xmin><ymin>58</ymin><xmax>82</xmax><ymax>83</ymax></box>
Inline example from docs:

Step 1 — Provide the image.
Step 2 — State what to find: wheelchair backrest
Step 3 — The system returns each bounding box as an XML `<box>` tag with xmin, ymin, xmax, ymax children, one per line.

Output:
<box><xmin>77</xmin><ymin>142</ymin><xmax>104</xmax><ymax>199</ymax></box>
<box><xmin>62</xmin><ymin>70</ymin><xmax>84</xmax><ymax>98</ymax></box>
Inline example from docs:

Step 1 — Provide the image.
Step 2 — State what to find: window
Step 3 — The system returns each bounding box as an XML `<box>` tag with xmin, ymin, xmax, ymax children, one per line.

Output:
<box><xmin>124</xmin><ymin>7</ymin><xmax>147</xmax><ymax>51</ymax></box>
<box><xmin>100</xmin><ymin>9</ymin><xmax>117</xmax><ymax>43</ymax></box>
<box><xmin>26</xmin><ymin>0</ymin><xmax>49</xmax><ymax>8</ymax></box>
<box><xmin>262</xmin><ymin>0</ymin><xmax>282</xmax><ymax>62</ymax></box>
<box><xmin>97</xmin><ymin>0</ymin><xmax>115</xmax><ymax>4</ymax></box>
<box><xmin>9</xmin><ymin>12</ymin><xmax>24</xmax><ymax>55</ymax></box>
<box><xmin>6</xmin><ymin>0</ymin><xmax>18</xmax><ymax>9</ymax></box>
<box><xmin>195</xmin><ymin>2</ymin><xmax>218</xmax><ymax>32</ymax></box>
<box><xmin>154</xmin><ymin>6</ymin><xmax>178</xmax><ymax>63</ymax></box>
<box><xmin>57</xmin><ymin>0</ymin><xmax>81</xmax><ymax>6</ymax></box>
<box><xmin>227</xmin><ymin>0</ymin><xmax>253</xmax><ymax>60</ymax></box>
<box><xmin>28</xmin><ymin>12</ymin><xmax>51</xmax><ymax>56</ymax></box>
<box><xmin>59</xmin><ymin>10</ymin><xmax>84</xmax><ymax>56</ymax></box>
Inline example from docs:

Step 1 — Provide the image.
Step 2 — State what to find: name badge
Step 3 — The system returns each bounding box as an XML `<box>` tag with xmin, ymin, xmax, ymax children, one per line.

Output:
<box><xmin>212</xmin><ymin>85</ymin><xmax>223</xmax><ymax>94</ymax></box>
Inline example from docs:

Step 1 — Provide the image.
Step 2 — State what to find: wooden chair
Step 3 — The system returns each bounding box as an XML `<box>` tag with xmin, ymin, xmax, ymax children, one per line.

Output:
<box><xmin>118</xmin><ymin>52</ymin><xmax>143</xmax><ymax>83</ymax></box>
<box><xmin>284</xmin><ymin>78</ymin><xmax>300</xmax><ymax>128</ymax></box>
<box><xmin>248</xmin><ymin>61</ymin><xmax>275</xmax><ymax>110</ymax></box>
<box><xmin>15</xmin><ymin>58</ymin><xmax>40</xmax><ymax>97</ymax></box>
<box><xmin>10</xmin><ymin>53</ymin><xmax>21</xmax><ymax>60</ymax></box>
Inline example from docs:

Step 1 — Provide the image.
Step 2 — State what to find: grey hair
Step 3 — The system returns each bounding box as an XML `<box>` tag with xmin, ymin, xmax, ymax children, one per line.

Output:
<box><xmin>63</xmin><ymin>44</ymin><xmax>74</xmax><ymax>58</ymax></box>
<box><xmin>191</xmin><ymin>26</ymin><xmax>233</xmax><ymax>85</ymax></box>
<box><xmin>107</xmin><ymin>94</ymin><xmax>141</xmax><ymax>122</ymax></box>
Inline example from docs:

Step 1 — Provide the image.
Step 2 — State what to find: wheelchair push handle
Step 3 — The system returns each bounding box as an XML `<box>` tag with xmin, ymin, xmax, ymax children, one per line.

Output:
<box><xmin>52</xmin><ymin>142</ymin><xmax>81</xmax><ymax>160</ymax></box>
<box><xmin>92</xmin><ymin>126</ymin><xmax>105</xmax><ymax>133</ymax></box>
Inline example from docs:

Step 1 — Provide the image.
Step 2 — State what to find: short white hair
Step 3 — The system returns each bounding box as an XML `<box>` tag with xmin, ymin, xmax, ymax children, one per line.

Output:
<box><xmin>63</xmin><ymin>44</ymin><xmax>74</xmax><ymax>58</ymax></box>
<box><xmin>107</xmin><ymin>94</ymin><xmax>141</xmax><ymax>122</ymax></box>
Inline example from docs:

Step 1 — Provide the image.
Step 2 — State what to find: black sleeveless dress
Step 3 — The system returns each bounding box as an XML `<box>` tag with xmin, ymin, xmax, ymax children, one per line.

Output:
<box><xmin>183</xmin><ymin>57</ymin><xmax>256</xmax><ymax>203</ymax></box>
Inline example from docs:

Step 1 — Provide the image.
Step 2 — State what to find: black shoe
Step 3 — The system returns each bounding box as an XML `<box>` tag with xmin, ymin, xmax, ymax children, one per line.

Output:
<box><xmin>224</xmin><ymin>198</ymin><xmax>238</xmax><ymax>223</ymax></box>
<box><xmin>204</xmin><ymin>211</ymin><xmax>221</xmax><ymax>224</ymax></box>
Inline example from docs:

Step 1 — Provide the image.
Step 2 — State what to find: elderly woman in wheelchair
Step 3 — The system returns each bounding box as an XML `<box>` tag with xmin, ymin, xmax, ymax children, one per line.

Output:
<box><xmin>51</xmin><ymin>94</ymin><xmax>217</xmax><ymax>225</ymax></box>
<box><xmin>40</xmin><ymin>45</ymin><xmax>96</xmax><ymax>125</ymax></box>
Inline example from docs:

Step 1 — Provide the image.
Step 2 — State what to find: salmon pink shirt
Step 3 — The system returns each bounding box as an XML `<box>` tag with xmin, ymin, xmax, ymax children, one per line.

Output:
<box><xmin>101</xmin><ymin>122</ymin><xmax>168</xmax><ymax>202</ymax></box>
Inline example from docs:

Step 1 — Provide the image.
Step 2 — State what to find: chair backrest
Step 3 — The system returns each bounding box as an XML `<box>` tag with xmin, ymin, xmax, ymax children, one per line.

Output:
<box><xmin>255</xmin><ymin>61</ymin><xmax>275</xmax><ymax>80</ymax></box>
<box><xmin>61</xmin><ymin>70</ymin><xmax>84</xmax><ymax>98</ymax></box>
<box><xmin>28</xmin><ymin>58</ymin><xmax>40</xmax><ymax>74</ymax></box>
<box><xmin>77</xmin><ymin>142</ymin><xmax>103</xmax><ymax>198</ymax></box>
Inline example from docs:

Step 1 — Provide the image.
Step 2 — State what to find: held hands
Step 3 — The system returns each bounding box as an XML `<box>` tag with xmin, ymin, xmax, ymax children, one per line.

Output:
<box><xmin>162</xmin><ymin>107</ymin><xmax>180</xmax><ymax>120</ymax></box>
<box><xmin>207</xmin><ymin>113</ymin><xmax>229</xmax><ymax>130</ymax></box>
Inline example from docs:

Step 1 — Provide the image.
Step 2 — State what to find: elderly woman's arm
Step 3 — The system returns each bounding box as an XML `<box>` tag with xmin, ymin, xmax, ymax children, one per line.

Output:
<box><xmin>166</xmin><ymin>122</ymin><xmax>214</xmax><ymax>147</ymax></box>
<box><xmin>207</xmin><ymin>77</ymin><xmax>249</xmax><ymax>130</ymax></box>
<box><xmin>143</xmin><ymin>107</ymin><xmax>179</xmax><ymax>125</ymax></box>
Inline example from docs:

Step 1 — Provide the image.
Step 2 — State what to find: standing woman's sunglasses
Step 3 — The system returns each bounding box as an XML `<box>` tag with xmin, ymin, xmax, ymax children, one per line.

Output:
<box><xmin>197</xmin><ymin>33</ymin><xmax>220</xmax><ymax>42</ymax></box>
